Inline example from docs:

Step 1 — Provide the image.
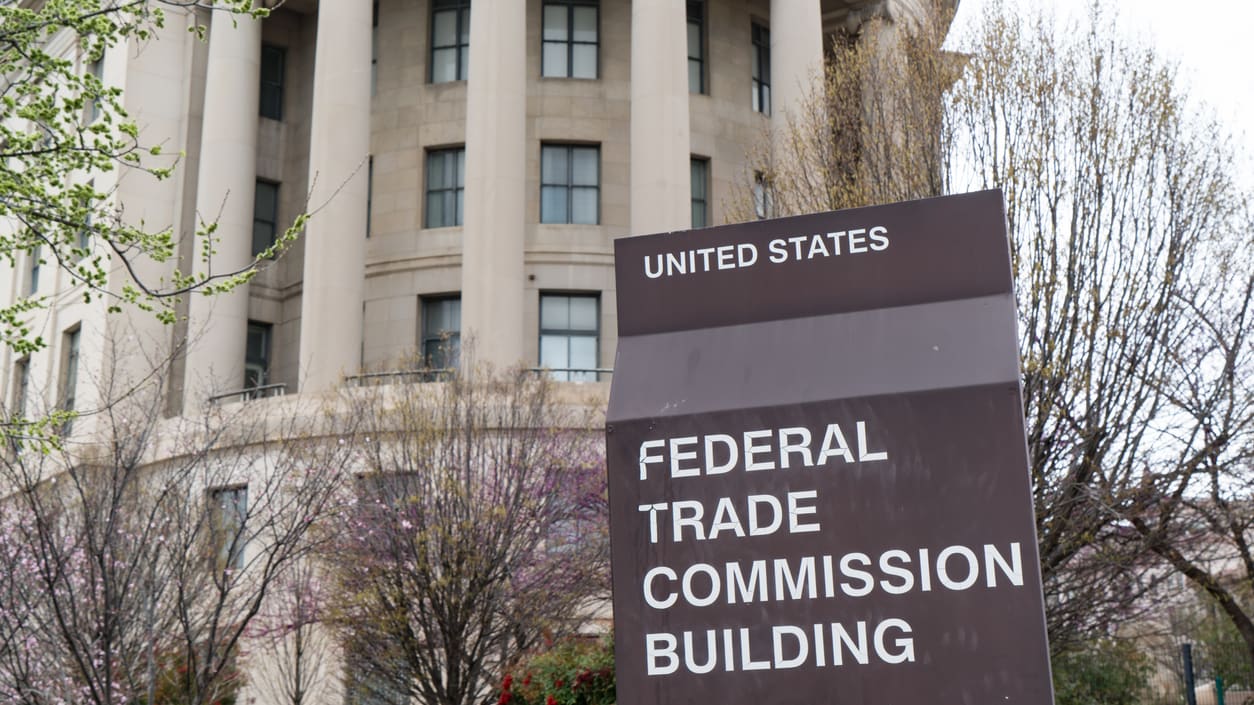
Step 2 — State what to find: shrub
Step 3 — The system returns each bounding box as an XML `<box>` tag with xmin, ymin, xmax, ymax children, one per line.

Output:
<box><xmin>500</xmin><ymin>636</ymin><xmax>615</xmax><ymax>705</ymax></box>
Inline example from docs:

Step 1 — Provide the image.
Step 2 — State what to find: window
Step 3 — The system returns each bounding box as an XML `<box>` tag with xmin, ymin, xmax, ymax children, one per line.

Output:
<box><xmin>84</xmin><ymin>53</ymin><xmax>104</xmax><ymax>123</ymax></box>
<box><xmin>540</xmin><ymin>144</ymin><xmax>598</xmax><ymax>225</ymax></box>
<box><xmin>425</xmin><ymin>147</ymin><xmax>465</xmax><ymax>228</ymax></box>
<box><xmin>27</xmin><ymin>244</ymin><xmax>40</xmax><ymax>295</ymax></box>
<box><xmin>13</xmin><ymin>357</ymin><xmax>29</xmax><ymax>418</ymax></box>
<box><xmin>366</xmin><ymin>156</ymin><xmax>374</xmax><ymax>237</ymax></box>
<box><xmin>244</xmin><ymin>322</ymin><xmax>271</xmax><ymax>390</ymax></box>
<box><xmin>209</xmin><ymin>486</ymin><xmax>248</xmax><ymax>571</ymax></box>
<box><xmin>691</xmin><ymin>157</ymin><xmax>709</xmax><ymax>228</ymax></box>
<box><xmin>252</xmin><ymin>180</ymin><xmax>279</xmax><ymax>256</ymax></box>
<box><xmin>372</xmin><ymin>0</ymin><xmax>380</xmax><ymax>94</ymax></box>
<box><xmin>751</xmin><ymin>22</ymin><xmax>770</xmax><ymax>115</ymax></box>
<box><xmin>542</xmin><ymin>0</ymin><xmax>598</xmax><ymax>79</ymax></box>
<box><xmin>753</xmin><ymin>170</ymin><xmax>772</xmax><ymax>220</ymax></box>
<box><xmin>259</xmin><ymin>44</ymin><xmax>285</xmax><ymax>120</ymax></box>
<box><xmin>420</xmin><ymin>296</ymin><xmax>461</xmax><ymax>373</ymax></box>
<box><xmin>430</xmin><ymin>0</ymin><xmax>470</xmax><ymax>83</ymax></box>
<box><xmin>77</xmin><ymin>181</ymin><xmax>94</xmax><ymax>255</ymax></box>
<box><xmin>687</xmin><ymin>1</ymin><xmax>705</xmax><ymax>94</ymax></box>
<box><xmin>539</xmin><ymin>293</ymin><xmax>599</xmax><ymax>382</ymax></box>
<box><xmin>60</xmin><ymin>327</ymin><xmax>80</xmax><ymax>413</ymax></box>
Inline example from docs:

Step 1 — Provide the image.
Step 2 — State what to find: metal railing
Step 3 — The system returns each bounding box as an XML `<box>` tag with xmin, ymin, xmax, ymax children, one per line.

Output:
<box><xmin>344</xmin><ymin>369</ymin><xmax>455</xmax><ymax>386</ymax></box>
<box><xmin>343</xmin><ymin>368</ymin><xmax>614</xmax><ymax>387</ymax></box>
<box><xmin>207</xmin><ymin>383</ymin><xmax>287</xmax><ymax>405</ymax></box>
<box><xmin>526</xmin><ymin>367</ymin><xmax>614</xmax><ymax>383</ymax></box>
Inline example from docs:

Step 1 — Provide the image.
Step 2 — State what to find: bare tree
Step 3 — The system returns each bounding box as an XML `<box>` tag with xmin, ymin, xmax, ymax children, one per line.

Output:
<box><xmin>736</xmin><ymin>0</ymin><xmax>1252</xmax><ymax>653</ymax></box>
<box><xmin>0</xmin><ymin>341</ymin><xmax>356</xmax><ymax>705</ymax></box>
<box><xmin>730</xmin><ymin>5</ymin><xmax>956</xmax><ymax>221</ymax></box>
<box><xmin>325</xmin><ymin>366</ymin><xmax>609</xmax><ymax>705</ymax></box>
<box><xmin>1121</xmin><ymin>210</ymin><xmax>1254</xmax><ymax>665</ymax></box>
<box><xmin>244</xmin><ymin>558</ymin><xmax>340</xmax><ymax>705</ymax></box>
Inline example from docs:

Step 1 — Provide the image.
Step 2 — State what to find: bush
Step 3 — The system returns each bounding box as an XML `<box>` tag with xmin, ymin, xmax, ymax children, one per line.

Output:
<box><xmin>1052</xmin><ymin>638</ymin><xmax>1151</xmax><ymax>705</ymax></box>
<box><xmin>500</xmin><ymin>636</ymin><xmax>615</xmax><ymax>705</ymax></box>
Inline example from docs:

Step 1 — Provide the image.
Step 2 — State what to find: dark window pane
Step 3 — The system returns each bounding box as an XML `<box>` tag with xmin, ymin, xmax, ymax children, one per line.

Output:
<box><xmin>252</xmin><ymin>181</ymin><xmax>279</xmax><ymax>256</ymax></box>
<box><xmin>425</xmin><ymin>147</ymin><xmax>465</xmax><ymax>227</ymax></box>
<box><xmin>245</xmin><ymin>322</ymin><xmax>272</xmax><ymax>389</ymax></box>
<box><xmin>259</xmin><ymin>44</ymin><xmax>285</xmax><ymax>119</ymax></box>
<box><xmin>421</xmin><ymin>297</ymin><xmax>462</xmax><ymax>372</ymax></box>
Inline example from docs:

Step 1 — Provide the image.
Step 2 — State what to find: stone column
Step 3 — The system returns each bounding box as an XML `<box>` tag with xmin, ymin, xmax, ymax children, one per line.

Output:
<box><xmin>770</xmin><ymin>0</ymin><xmax>823</xmax><ymax>154</ymax></box>
<box><xmin>461</xmin><ymin>0</ymin><xmax>527</xmax><ymax>369</ymax></box>
<box><xmin>298</xmin><ymin>0</ymin><xmax>372</xmax><ymax>391</ymax></box>
<box><xmin>184</xmin><ymin>10</ymin><xmax>261</xmax><ymax>406</ymax></box>
<box><xmin>630</xmin><ymin>0</ymin><xmax>691</xmax><ymax>235</ymax></box>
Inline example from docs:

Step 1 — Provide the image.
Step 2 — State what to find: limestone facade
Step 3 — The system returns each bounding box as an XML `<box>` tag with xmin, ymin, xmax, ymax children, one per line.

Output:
<box><xmin>1</xmin><ymin>0</ymin><xmax>929</xmax><ymax>423</ymax></box>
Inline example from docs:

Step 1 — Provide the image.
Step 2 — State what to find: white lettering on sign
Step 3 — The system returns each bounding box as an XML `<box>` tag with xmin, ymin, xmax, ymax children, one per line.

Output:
<box><xmin>638</xmin><ymin>422</ymin><xmax>888</xmax><ymax>480</ymax></box>
<box><xmin>636</xmin><ymin>490</ymin><xmax>821</xmax><ymax>544</ymax></box>
<box><xmin>642</xmin><ymin>226</ymin><xmax>890</xmax><ymax>279</ymax></box>
<box><xmin>645</xmin><ymin>618</ymin><xmax>915</xmax><ymax>675</ymax></box>
<box><xmin>640</xmin><ymin>543</ymin><xmax>1025</xmax><ymax>608</ymax></box>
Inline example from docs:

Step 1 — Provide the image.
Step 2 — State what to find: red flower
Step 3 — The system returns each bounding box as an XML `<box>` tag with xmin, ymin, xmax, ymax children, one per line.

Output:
<box><xmin>555</xmin><ymin>680</ymin><xmax>564</xmax><ymax>688</ymax></box>
<box><xmin>523</xmin><ymin>674</ymin><xmax>532</xmax><ymax>686</ymax></box>
<box><xmin>498</xmin><ymin>692</ymin><xmax>512</xmax><ymax>705</ymax></box>
<box><xmin>546</xmin><ymin>696</ymin><xmax>557</xmax><ymax>705</ymax></box>
<box><xmin>503</xmin><ymin>675</ymin><xmax>514</xmax><ymax>691</ymax></box>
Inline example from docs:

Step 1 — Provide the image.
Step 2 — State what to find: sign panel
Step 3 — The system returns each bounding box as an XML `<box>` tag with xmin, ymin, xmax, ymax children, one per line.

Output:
<box><xmin>606</xmin><ymin>190</ymin><xmax>1053</xmax><ymax>704</ymax></box>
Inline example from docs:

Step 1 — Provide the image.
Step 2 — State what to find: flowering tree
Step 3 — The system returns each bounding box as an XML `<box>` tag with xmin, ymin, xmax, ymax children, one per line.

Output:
<box><xmin>325</xmin><ymin>368</ymin><xmax>609</xmax><ymax>705</ymax></box>
<box><xmin>0</xmin><ymin>344</ymin><xmax>355</xmax><ymax>705</ymax></box>
<box><xmin>0</xmin><ymin>0</ymin><xmax>304</xmax><ymax>443</ymax></box>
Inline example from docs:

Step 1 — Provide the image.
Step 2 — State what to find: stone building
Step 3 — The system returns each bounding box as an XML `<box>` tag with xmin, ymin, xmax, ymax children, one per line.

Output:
<box><xmin>2</xmin><ymin>0</ymin><xmax>949</xmax><ymax>419</ymax></box>
<box><xmin>0</xmin><ymin>2</ymin><xmax>949</xmax><ymax>703</ymax></box>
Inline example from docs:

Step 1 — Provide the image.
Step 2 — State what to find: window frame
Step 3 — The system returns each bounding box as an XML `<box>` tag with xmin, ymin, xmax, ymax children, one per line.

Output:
<box><xmin>541</xmin><ymin>0</ymin><xmax>599</xmax><ymax>79</ymax></box>
<box><xmin>753</xmin><ymin>170</ymin><xmax>772</xmax><ymax>220</ymax></box>
<box><xmin>687</xmin><ymin>1</ymin><xmax>706</xmax><ymax>94</ymax></box>
<box><xmin>751</xmin><ymin>22</ymin><xmax>770</xmax><ymax>115</ymax></box>
<box><xmin>372</xmin><ymin>0</ymin><xmax>380</xmax><ymax>94</ymax></box>
<box><xmin>84</xmin><ymin>51</ymin><xmax>104</xmax><ymax>124</ymax></box>
<box><xmin>539</xmin><ymin>143</ymin><xmax>600</xmax><ymax>225</ymax></box>
<box><xmin>424</xmin><ymin>146</ymin><xmax>466</xmax><ymax>229</ymax></box>
<box><xmin>208</xmin><ymin>485</ymin><xmax>249</xmax><ymax>572</ymax></box>
<box><xmin>259</xmin><ymin>43</ymin><xmax>286</xmax><ymax>120</ymax></box>
<box><xmin>538</xmin><ymin>292</ymin><xmax>600</xmax><ymax>382</ymax></box>
<box><xmin>13</xmin><ymin>357</ymin><xmax>29</xmax><ymax>418</ymax></box>
<box><xmin>252</xmin><ymin>179</ymin><xmax>280</xmax><ymax>257</ymax></box>
<box><xmin>420</xmin><ymin>295</ymin><xmax>462</xmax><ymax>375</ymax></box>
<box><xmin>60</xmin><ymin>326</ymin><xmax>80</xmax><ymax>414</ymax></box>
<box><xmin>77</xmin><ymin>180</ymin><xmax>94</xmax><ymax>256</ymax></box>
<box><xmin>27</xmin><ymin>244</ymin><xmax>41</xmax><ymax>295</ymax></box>
<box><xmin>244</xmin><ymin>321</ymin><xmax>272</xmax><ymax>391</ymax></box>
<box><xmin>366</xmin><ymin>155</ymin><xmax>374</xmax><ymax>238</ymax></box>
<box><xmin>429</xmin><ymin>0</ymin><xmax>471</xmax><ymax>83</ymax></box>
<box><xmin>690</xmin><ymin>156</ymin><xmax>710</xmax><ymax>228</ymax></box>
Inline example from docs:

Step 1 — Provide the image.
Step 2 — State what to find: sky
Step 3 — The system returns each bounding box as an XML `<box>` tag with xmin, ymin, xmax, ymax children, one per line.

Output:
<box><xmin>947</xmin><ymin>0</ymin><xmax>1254</xmax><ymax>180</ymax></box>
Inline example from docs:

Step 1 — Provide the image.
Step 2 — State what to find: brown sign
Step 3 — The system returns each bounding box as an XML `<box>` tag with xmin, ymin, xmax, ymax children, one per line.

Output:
<box><xmin>606</xmin><ymin>190</ymin><xmax>1053</xmax><ymax>704</ymax></box>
